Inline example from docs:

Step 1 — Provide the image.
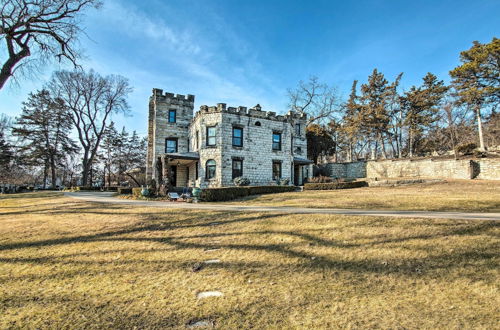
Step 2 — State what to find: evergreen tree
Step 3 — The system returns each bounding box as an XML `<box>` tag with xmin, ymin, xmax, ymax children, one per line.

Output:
<box><xmin>101</xmin><ymin>121</ymin><xmax>119</xmax><ymax>187</ymax></box>
<box><xmin>13</xmin><ymin>89</ymin><xmax>78</xmax><ymax>188</ymax></box>
<box><xmin>401</xmin><ymin>73</ymin><xmax>449</xmax><ymax>157</ymax></box>
<box><xmin>0</xmin><ymin>131</ymin><xmax>13</xmax><ymax>183</ymax></box>
<box><xmin>359</xmin><ymin>69</ymin><xmax>392</xmax><ymax>159</ymax></box>
<box><xmin>449</xmin><ymin>37</ymin><xmax>500</xmax><ymax>151</ymax></box>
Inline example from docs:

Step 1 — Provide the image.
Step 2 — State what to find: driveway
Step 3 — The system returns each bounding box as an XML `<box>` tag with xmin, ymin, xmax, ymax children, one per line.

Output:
<box><xmin>64</xmin><ymin>192</ymin><xmax>500</xmax><ymax>221</ymax></box>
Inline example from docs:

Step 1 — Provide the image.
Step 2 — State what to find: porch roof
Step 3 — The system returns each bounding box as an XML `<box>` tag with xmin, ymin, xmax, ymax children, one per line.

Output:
<box><xmin>293</xmin><ymin>157</ymin><xmax>314</xmax><ymax>165</ymax></box>
<box><xmin>164</xmin><ymin>152</ymin><xmax>200</xmax><ymax>161</ymax></box>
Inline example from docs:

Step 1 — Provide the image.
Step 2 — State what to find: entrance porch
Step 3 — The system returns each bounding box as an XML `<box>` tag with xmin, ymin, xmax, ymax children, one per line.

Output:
<box><xmin>156</xmin><ymin>152</ymin><xmax>200</xmax><ymax>188</ymax></box>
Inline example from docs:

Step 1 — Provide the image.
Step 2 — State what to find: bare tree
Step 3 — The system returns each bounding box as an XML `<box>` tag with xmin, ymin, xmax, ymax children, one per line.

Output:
<box><xmin>49</xmin><ymin>69</ymin><xmax>132</xmax><ymax>186</ymax></box>
<box><xmin>0</xmin><ymin>0</ymin><xmax>100</xmax><ymax>89</ymax></box>
<box><xmin>288</xmin><ymin>76</ymin><xmax>340</xmax><ymax>126</ymax></box>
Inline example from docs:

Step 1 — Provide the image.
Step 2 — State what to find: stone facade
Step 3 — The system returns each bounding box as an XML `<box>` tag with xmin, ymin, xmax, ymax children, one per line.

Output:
<box><xmin>327</xmin><ymin>162</ymin><xmax>366</xmax><ymax>179</ymax></box>
<box><xmin>326</xmin><ymin>158</ymin><xmax>500</xmax><ymax>181</ymax></box>
<box><xmin>146</xmin><ymin>89</ymin><xmax>313</xmax><ymax>188</ymax></box>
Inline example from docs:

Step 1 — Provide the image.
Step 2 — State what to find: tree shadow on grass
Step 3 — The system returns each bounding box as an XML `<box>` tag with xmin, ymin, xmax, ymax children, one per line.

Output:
<box><xmin>1</xmin><ymin>214</ymin><xmax>497</xmax><ymax>281</ymax></box>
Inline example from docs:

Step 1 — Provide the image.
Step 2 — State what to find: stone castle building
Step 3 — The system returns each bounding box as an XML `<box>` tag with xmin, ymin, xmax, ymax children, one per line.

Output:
<box><xmin>146</xmin><ymin>89</ymin><xmax>313</xmax><ymax>188</ymax></box>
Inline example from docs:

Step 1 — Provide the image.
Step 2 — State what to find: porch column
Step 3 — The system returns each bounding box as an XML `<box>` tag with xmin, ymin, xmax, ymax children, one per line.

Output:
<box><xmin>308</xmin><ymin>164</ymin><xmax>314</xmax><ymax>180</ymax></box>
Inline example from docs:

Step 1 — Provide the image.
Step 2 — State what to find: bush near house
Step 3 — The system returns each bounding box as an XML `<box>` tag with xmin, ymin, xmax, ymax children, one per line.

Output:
<box><xmin>132</xmin><ymin>188</ymin><xmax>142</xmax><ymax>197</ymax></box>
<box><xmin>200</xmin><ymin>185</ymin><xmax>295</xmax><ymax>202</ymax></box>
<box><xmin>72</xmin><ymin>186</ymin><xmax>101</xmax><ymax>191</ymax></box>
<box><xmin>304</xmin><ymin>181</ymin><xmax>368</xmax><ymax>190</ymax></box>
<box><xmin>117</xmin><ymin>188</ymin><xmax>132</xmax><ymax>195</ymax></box>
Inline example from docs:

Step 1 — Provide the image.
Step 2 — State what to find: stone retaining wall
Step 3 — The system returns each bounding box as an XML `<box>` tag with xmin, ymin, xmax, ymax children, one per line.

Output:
<box><xmin>327</xmin><ymin>158</ymin><xmax>500</xmax><ymax>180</ymax></box>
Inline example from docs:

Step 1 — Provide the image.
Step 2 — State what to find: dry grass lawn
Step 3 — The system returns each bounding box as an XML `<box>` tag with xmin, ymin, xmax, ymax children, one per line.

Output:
<box><xmin>226</xmin><ymin>180</ymin><xmax>500</xmax><ymax>212</ymax></box>
<box><xmin>1</xmin><ymin>192</ymin><xmax>499</xmax><ymax>329</ymax></box>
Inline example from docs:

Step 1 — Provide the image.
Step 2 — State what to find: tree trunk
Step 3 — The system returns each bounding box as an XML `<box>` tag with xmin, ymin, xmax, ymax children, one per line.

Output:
<box><xmin>43</xmin><ymin>160</ymin><xmax>48</xmax><ymax>189</ymax></box>
<box><xmin>476</xmin><ymin>106</ymin><xmax>486</xmax><ymax>151</ymax></box>
<box><xmin>50</xmin><ymin>155</ymin><xmax>57</xmax><ymax>188</ymax></box>
<box><xmin>409</xmin><ymin>129</ymin><xmax>413</xmax><ymax>158</ymax></box>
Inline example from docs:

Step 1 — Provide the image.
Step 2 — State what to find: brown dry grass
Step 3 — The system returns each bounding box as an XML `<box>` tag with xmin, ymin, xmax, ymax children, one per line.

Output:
<box><xmin>226</xmin><ymin>180</ymin><xmax>500</xmax><ymax>212</ymax></box>
<box><xmin>0</xmin><ymin>192</ymin><xmax>499</xmax><ymax>329</ymax></box>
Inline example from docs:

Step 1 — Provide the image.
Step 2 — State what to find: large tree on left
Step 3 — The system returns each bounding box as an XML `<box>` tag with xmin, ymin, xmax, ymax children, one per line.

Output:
<box><xmin>50</xmin><ymin>70</ymin><xmax>131</xmax><ymax>186</ymax></box>
<box><xmin>0</xmin><ymin>0</ymin><xmax>100</xmax><ymax>89</ymax></box>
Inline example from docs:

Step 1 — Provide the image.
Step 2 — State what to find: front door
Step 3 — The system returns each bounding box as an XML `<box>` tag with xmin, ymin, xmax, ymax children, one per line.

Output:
<box><xmin>294</xmin><ymin>165</ymin><xmax>300</xmax><ymax>186</ymax></box>
<box><xmin>170</xmin><ymin>166</ymin><xmax>177</xmax><ymax>187</ymax></box>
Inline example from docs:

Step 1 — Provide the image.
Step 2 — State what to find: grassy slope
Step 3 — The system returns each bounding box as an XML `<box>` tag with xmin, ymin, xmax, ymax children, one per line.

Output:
<box><xmin>225</xmin><ymin>180</ymin><xmax>500</xmax><ymax>212</ymax></box>
<box><xmin>0</xmin><ymin>193</ymin><xmax>499</xmax><ymax>328</ymax></box>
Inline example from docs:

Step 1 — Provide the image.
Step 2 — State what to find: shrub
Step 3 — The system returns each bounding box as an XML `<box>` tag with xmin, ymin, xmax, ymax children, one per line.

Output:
<box><xmin>200</xmin><ymin>187</ymin><xmax>249</xmax><ymax>202</ymax></box>
<box><xmin>132</xmin><ymin>187</ymin><xmax>142</xmax><ymax>197</ymax></box>
<box><xmin>277</xmin><ymin>178</ymin><xmax>290</xmax><ymax>186</ymax></box>
<box><xmin>247</xmin><ymin>185</ymin><xmax>295</xmax><ymax>195</ymax></box>
<box><xmin>200</xmin><ymin>185</ymin><xmax>296</xmax><ymax>202</ymax></box>
<box><xmin>117</xmin><ymin>187</ymin><xmax>132</xmax><ymax>194</ymax></box>
<box><xmin>303</xmin><ymin>181</ymin><xmax>368</xmax><ymax>190</ymax></box>
<box><xmin>233</xmin><ymin>177</ymin><xmax>250</xmax><ymax>186</ymax></box>
<box><xmin>307</xmin><ymin>176</ymin><xmax>333</xmax><ymax>183</ymax></box>
<box><xmin>456</xmin><ymin>143</ymin><xmax>477</xmax><ymax>155</ymax></box>
<box><xmin>73</xmin><ymin>186</ymin><xmax>101</xmax><ymax>191</ymax></box>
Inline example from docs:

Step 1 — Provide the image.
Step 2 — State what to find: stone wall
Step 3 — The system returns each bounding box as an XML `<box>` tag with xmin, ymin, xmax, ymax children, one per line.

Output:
<box><xmin>475</xmin><ymin>159</ymin><xmax>500</xmax><ymax>180</ymax></box>
<box><xmin>326</xmin><ymin>158</ymin><xmax>500</xmax><ymax>181</ymax></box>
<box><xmin>366</xmin><ymin>159</ymin><xmax>475</xmax><ymax>179</ymax></box>
<box><xmin>327</xmin><ymin>162</ymin><xmax>366</xmax><ymax>179</ymax></box>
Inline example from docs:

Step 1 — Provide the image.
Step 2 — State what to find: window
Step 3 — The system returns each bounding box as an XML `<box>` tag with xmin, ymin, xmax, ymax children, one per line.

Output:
<box><xmin>195</xmin><ymin>161</ymin><xmax>199</xmax><ymax>179</ymax></box>
<box><xmin>206</xmin><ymin>159</ymin><xmax>216</xmax><ymax>179</ymax></box>
<box><xmin>232</xmin><ymin>127</ymin><xmax>243</xmax><ymax>147</ymax></box>
<box><xmin>168</xmin><ymin>109</ymin><xmax>176</xmax><ymax>123</ymax></box>
<box><xmin>255</xmin><ymin>121</ymin><xmax>261</xmax><ymax>126</ymax></box>
<box><xmin>295</xmin><ymin>123</ymin><xmax>301</xmax><ymax>136</ymax></box>
<box><xmin>272</xmin><ymin>132</ymin><xmax>282</xmax><ymax>151</ymax></box>
<box><xmin>206</xmin><ymin>126</ymin><xmax>216</xmax><ymax>146</ymax></box>
<box><xmin>272</xmin><ymin>161</ymin><xmax>282</xmax><ymax>180</ymax></box>
<box><xmin>195</xmin><ymin>130</ymin><xmax>199</xmax><ymax>150</ymax></box>
<box><xmin>232</xmin><ymin>159</ymin><xmax>243</xmax><ymax>179</ymax></box>
<box><xmin>165</xmin><ymin>138</ymin><xmax>178</xmax><ymax>153</ymax></box>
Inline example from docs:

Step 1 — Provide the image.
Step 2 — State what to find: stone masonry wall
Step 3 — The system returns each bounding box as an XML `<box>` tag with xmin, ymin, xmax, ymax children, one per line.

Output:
<box><xmin>475</xmin><ymin>159</ymin><xmax>500</xmax><ymax>180</ymax></box>
<box><xmin>188</xmin><ymin>104</ymin><xmax>308</xmax><ymax>187</ymax></box>
<box><xmin>327</xmin><ymin>162</ymin><xmax>366</xmax><ymax>179</ymax></box>
<box><xmin>366</xmin><ymin>159</ymin><xmax>474</xmax><ymax>179</ymax></box>
<box><xmin>327</xmin><ymin>158</ymin><xmax>500</xmax><ymax>180</ymax></box>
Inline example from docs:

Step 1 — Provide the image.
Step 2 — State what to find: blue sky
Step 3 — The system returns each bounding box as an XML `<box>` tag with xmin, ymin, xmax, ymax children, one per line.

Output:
<box><xmin>1</xmin><ymin>0</ymin><xmax>499</xmax><ymax>136</ymax></box>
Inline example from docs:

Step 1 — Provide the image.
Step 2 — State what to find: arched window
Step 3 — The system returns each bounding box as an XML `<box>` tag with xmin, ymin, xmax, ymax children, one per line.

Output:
<box><xmin>255</xmin><ymin>121</ymin><xmax>261</xmax><ymax>126</ymax></box>
<box><xmin>206</xmin><ymin>159</ymin><xmax>216</xmax><ymax>179</ymax></box>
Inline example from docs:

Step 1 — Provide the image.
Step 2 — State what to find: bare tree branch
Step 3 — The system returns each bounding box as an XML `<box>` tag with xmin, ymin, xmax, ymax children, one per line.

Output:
<box><xmin>0</xmin><ymin>0</ymin><xmax>101</xmax><ymax>90</ymax></box>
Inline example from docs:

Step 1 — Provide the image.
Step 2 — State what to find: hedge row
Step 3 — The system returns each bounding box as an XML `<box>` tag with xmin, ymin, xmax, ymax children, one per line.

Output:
<box><xmin>117</xmin><ymin>188</ymin><xmax>132</xmax><ymax>194</ymax></box>
<box><xmin>303</xmin><ymin>181</ymin><xmax>368</xmax><ymax>190</ymax></box>
<box><xmin>200</xmin><ymin>185</ymin><xmax>295</xmax><ymax>202</ymax></box>
<box><xmin>72</xmin><ymin>186</ymin><xmax>101</xmax><ymax>191</ymax></box>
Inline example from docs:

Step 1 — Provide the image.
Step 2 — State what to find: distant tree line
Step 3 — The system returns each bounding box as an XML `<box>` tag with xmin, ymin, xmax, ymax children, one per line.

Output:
<box><xmin>294</xmin><ymin>37</ymin><xmax>499</xmax><ymax>163</ymax></box>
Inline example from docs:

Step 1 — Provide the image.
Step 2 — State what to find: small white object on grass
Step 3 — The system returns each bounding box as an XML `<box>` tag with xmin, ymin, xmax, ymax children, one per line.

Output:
<box><xmin>204</xmin><ymin>259</ymin><xmax>220</xmax><ymax>264</ymax></box>
<box><xmin>197</xmin><ymin>291</ymin><xmax>223</xmax><ymax>299</ymax></box>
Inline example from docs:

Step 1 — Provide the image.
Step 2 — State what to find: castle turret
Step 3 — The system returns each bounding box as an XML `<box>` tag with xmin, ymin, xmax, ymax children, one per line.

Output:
<box><xmin>146</xmin><ymin>89</ymin><xmax>195</xmax><ymax>181</ymax></box>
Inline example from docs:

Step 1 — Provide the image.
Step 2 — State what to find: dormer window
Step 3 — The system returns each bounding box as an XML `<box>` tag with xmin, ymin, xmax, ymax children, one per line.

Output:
<box><xmin>168</xmin><ymin>109</ymin><xmax>176</xmax><ymax>123</ymax></box>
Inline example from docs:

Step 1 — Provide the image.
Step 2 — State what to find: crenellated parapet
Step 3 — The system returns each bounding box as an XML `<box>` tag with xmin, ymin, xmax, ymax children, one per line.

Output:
<box><xmin>193</xmin><ymin>103</ymin><xmax>307</xmax><ymax>123</ymax></box>
<box><xmin>151</xmin><ymin>88</ymin><xmax>195</xmax><ymax>104</ymax></box>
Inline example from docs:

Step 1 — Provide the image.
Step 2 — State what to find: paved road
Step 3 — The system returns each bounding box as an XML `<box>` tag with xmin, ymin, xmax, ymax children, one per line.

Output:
<box><xmin>64</xmin><ymin>192</ymin><xmax>500</xmax><ymax>221</ymax></box>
